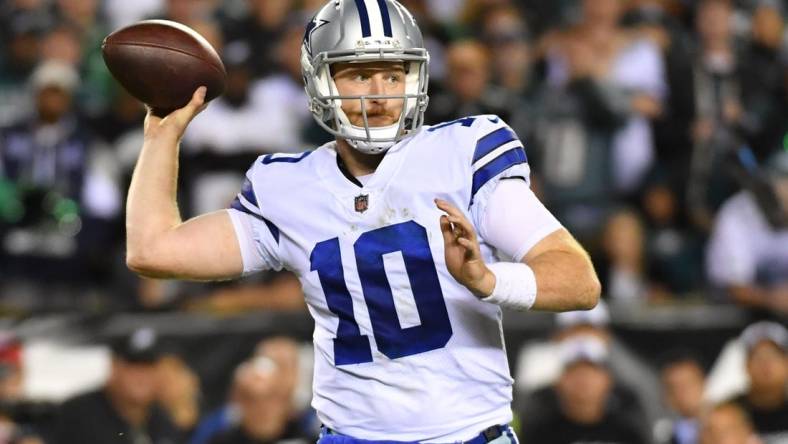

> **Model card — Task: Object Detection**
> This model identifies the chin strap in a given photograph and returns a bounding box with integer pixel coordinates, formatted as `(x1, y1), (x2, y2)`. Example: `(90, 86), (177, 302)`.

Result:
(347, 140), (391, 154)
(336, 106), (400, 154)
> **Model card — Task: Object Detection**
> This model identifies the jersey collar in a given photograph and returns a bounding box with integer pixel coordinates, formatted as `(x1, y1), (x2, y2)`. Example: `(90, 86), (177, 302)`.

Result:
(317, 138), (410, 213)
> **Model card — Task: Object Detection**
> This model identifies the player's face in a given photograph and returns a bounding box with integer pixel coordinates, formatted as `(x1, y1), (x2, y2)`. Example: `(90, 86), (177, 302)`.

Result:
(332, 61), (406, 127)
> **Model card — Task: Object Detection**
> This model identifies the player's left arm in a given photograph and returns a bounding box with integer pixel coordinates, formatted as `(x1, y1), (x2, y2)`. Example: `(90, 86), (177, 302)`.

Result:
(437, 190), (600, 312)
(438, 115), (599, 311)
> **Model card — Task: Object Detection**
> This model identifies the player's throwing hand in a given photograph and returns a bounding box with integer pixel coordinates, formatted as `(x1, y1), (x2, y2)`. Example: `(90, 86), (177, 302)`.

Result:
(143, 86), (208, 142)
(436, 198), (496, 299)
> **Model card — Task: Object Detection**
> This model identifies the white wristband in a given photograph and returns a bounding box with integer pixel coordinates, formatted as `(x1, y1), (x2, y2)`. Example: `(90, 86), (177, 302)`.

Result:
(481, 262), (538, 311)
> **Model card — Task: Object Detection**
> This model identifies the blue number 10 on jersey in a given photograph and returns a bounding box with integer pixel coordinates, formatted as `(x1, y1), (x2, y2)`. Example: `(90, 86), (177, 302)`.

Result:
(310, 221), (454, 365)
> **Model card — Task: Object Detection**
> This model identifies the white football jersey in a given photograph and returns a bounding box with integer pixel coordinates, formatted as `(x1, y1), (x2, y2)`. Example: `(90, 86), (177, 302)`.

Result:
(228, 115), (533, 442)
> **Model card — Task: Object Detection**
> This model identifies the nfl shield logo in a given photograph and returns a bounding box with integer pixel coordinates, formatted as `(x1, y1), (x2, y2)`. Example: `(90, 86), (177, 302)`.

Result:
(354, 194), (369, 213)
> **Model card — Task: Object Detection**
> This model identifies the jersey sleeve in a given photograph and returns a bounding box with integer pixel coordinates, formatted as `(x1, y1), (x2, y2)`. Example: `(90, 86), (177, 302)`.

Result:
(478, 179), (563, 262)
(226, 160), (283, 274)
(467, 115), (533, 230)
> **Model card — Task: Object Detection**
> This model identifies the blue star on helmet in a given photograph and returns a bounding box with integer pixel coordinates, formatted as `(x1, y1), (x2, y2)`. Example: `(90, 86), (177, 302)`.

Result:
(303, 18), (330, 56)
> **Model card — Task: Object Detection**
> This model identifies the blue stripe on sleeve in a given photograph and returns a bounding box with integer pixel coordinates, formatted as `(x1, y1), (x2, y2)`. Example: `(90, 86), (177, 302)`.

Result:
(354, 0), (372, 37)
(377, 0), (393, 37)
(230, 198), (280, 244)
(472, 127), (519, 164)
(261, 151), (312, 164)
(471, 147), (527, 200)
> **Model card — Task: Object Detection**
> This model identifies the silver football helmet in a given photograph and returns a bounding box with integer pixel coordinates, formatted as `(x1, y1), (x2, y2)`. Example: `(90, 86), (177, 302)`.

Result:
(301, 0), (430, 154)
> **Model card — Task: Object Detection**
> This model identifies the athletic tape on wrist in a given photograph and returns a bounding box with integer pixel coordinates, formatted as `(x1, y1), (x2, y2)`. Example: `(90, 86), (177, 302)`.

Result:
(481, 262), (537, 311)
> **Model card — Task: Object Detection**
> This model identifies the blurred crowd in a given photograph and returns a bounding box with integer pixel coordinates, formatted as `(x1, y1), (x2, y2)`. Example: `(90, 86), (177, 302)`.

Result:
(0, 311), (781, 443)
(2, 0), (788, 316)
(513, 303), (788, 444)
(0, 0), (787, 443)
(0, 328), (321, 444)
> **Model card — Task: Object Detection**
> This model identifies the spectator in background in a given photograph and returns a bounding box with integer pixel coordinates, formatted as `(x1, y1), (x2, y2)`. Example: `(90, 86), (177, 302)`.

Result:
(53, 327), (180, 444)
(656, 350), (707, 444)
(252, 337), (315, 435)
(699, 402), (761, 444)
(706, 150), (788, 316)
(599, 209), (649, 301)
(55, 0), (102, 35)
(623, 0), (697, 214)
(548, 0), (666, 195)
(54, 0), (114, 116)
(481, 5), (534, 96)
(686, 0), (746, 230)
(514, 0), (572, 36)
(730, 321), (788, 442)
(220, 0), (294, 78)
(738, 1), (786, 161)
(479, 5), (538, 141)
(515, 301), (658, 439)
(520, 337), (647, 444)
(532, 0), (663, 248)
(39, 25), (82, 67)
(426, 40), (517, 125)
(0, 3), (53, 126)
(193, 336), (316, 444)
(0, 61), (121, 292)
(530, 29), (627, 241)
(208, 357), (295, 444)
(600, 182), (701, 301)
(638, 170), (705, 299)
(157, 354), (201, 439)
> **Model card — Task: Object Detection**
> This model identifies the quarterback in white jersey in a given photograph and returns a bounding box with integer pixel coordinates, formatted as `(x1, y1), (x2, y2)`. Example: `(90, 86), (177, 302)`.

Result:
(229, 115), (555, 441)
(125, 1), (600, 443)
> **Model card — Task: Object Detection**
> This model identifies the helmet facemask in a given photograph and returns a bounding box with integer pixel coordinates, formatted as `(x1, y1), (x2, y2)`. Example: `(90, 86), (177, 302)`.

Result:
(303, 48), (430, 154)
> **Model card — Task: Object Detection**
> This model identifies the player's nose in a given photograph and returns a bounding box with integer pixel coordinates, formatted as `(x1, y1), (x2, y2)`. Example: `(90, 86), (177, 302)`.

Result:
(368, 75), (388, 101)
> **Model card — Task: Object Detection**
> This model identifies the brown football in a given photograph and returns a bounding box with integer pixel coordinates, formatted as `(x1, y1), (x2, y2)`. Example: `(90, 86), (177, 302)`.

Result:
(102, 20), (226, 117)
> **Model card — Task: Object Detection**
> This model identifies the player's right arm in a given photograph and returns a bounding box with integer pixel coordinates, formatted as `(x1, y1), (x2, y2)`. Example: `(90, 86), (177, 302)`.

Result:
(126, 87), (244, 280)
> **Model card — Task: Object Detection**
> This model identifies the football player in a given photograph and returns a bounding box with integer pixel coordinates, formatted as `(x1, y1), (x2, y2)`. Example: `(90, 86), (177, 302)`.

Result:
(126, 1), (601, 442)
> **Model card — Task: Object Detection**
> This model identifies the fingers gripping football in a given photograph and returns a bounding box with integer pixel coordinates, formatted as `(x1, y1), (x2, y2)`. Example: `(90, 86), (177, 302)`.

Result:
(144, 86), (208, 141)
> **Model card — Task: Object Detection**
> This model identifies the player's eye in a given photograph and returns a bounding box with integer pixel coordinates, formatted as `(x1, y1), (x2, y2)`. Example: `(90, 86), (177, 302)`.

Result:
(353, 73), (371, 82)
(386, 73), (403, 83)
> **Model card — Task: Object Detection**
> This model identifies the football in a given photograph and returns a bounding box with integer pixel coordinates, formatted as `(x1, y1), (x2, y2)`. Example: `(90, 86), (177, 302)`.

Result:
(102, 20), (226, 117)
